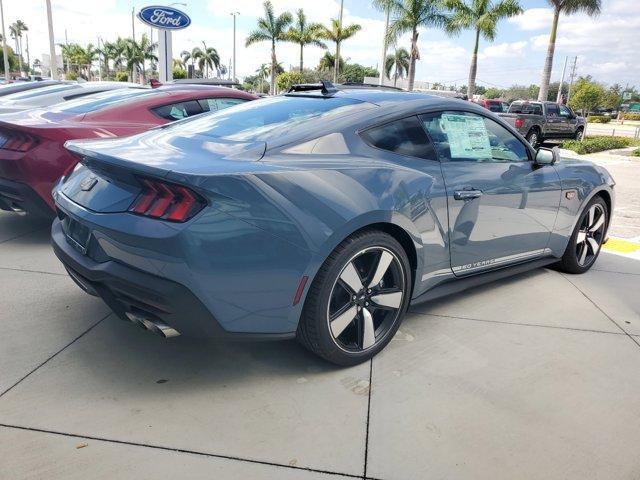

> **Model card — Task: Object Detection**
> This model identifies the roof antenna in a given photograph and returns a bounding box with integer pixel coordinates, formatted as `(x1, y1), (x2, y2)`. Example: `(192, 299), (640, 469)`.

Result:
(320, 80), (338, 95)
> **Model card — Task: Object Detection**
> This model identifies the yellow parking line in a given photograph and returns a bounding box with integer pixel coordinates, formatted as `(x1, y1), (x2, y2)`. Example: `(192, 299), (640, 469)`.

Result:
(603, 237), (640, 254)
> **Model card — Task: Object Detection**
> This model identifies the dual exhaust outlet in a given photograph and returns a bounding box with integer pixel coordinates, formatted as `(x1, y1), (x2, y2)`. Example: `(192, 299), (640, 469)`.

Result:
(125, 311), (180, 338)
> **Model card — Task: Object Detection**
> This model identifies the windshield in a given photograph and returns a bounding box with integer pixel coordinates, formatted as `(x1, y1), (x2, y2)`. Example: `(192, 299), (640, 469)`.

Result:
(53, 88), (153, 114)
(0, 84), (79, 102)
(163, 95), (370, 142)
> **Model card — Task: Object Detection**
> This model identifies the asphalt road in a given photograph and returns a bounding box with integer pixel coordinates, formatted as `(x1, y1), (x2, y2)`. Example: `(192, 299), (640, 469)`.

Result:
(1, 154), (639, 479)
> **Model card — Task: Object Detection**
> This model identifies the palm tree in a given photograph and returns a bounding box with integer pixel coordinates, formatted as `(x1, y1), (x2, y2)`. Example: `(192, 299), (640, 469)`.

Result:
(285, 9), (326, 72)
(318, 18), (361, 82)
(245, 1), (293, 95)
(537, 0), (601, 101)
(386, 0), (450, 91)
(138, 34), (157, 81)
(197, 42), (220, 78)
(318, 51), (345, 72)
(256, 63), (270, 93)
(385, 47), (409, 86)
(373, 0), (395, 85)
(9, 20), (28, 74)
(446, 0), (522, 100)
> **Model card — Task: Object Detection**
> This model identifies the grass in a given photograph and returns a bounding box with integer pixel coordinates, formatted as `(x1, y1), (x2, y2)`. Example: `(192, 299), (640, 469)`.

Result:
(560, 136), (640, 155)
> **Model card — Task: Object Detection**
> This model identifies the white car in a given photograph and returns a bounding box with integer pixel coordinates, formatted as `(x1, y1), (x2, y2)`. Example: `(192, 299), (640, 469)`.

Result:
(0, 81), (147, 114)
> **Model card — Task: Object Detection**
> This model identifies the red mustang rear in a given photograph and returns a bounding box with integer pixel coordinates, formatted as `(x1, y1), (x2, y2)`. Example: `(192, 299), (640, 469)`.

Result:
(0, 85), (256, 216)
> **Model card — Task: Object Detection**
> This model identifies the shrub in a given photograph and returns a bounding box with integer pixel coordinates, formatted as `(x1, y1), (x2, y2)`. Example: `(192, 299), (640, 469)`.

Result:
(632, 148), (640, 157)
(115, 71), (129, 82)
(587, 115), (611, 123)
(65, 72), (78, 81)
(172, 68), (186, 79)
(560, 136), (635, 154)
(275, 71), (319, 93)
(622, 112), (640, 121)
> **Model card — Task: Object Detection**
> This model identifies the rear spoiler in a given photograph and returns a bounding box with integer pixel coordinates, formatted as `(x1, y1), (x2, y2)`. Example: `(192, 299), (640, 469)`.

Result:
(149, 79), (162, 88)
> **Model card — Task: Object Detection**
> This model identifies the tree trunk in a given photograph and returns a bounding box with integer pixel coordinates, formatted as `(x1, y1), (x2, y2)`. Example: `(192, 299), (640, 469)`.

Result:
(467, 29), (480, 100)
(378, 6), (390, 85)
(17, 37), (23, 74)
(407, 28), (418, 91)
(538, 7), (560, 101)
(270, 42), (276, 95)
(299, 43), (304, 72)
(334, 40), (340, 83)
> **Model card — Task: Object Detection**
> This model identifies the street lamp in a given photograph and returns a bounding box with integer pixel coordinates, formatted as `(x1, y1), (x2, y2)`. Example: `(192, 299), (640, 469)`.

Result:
(230, 12), (239, 83)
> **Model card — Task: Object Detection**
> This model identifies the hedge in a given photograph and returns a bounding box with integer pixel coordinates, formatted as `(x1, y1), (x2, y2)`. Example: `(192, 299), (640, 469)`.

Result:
(633, 148), (640, 157)
(586, 115), (611, 123)
(623, 113), (640, 121)
(560, 136), (636, 154)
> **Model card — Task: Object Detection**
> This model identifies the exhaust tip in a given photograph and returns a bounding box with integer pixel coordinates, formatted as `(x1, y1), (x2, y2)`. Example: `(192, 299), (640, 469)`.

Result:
(125, 312), (180, 338)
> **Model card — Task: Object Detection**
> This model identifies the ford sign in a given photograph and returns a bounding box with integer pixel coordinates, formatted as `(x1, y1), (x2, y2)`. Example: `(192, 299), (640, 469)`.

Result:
(138, 5), (191, 30)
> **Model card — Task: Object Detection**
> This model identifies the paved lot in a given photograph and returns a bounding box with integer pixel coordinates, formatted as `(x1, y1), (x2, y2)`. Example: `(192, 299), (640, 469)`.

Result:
(1, 155), (640, 479)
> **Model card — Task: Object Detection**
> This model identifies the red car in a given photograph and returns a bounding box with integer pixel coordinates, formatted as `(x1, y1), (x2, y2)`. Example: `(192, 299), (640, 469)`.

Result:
(475, 98), (510, 113)
(0, 85), (257, 216)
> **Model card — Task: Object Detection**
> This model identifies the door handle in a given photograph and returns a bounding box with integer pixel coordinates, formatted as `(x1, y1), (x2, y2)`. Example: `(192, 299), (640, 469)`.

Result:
(454, 189), (483, 200)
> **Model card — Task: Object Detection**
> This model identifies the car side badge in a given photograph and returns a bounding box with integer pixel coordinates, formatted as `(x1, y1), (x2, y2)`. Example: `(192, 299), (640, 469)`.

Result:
(565, 190), (576, 200)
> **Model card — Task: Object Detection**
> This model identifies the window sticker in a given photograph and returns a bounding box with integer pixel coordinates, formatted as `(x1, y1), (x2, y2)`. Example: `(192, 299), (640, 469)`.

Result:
(439, 114), (492, 159)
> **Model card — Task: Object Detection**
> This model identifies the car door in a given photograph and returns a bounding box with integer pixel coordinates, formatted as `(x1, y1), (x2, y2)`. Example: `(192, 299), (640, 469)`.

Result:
(420, 110), (562, 276)
(558, 105), (577, 137)
(544, 103), (563, 137)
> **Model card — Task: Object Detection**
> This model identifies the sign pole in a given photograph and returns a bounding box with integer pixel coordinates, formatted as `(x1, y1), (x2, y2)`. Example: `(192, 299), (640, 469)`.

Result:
(158, 29), (173, 82)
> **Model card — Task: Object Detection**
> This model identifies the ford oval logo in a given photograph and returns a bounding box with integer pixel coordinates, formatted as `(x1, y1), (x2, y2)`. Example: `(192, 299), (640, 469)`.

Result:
(138, 5), (191, 30)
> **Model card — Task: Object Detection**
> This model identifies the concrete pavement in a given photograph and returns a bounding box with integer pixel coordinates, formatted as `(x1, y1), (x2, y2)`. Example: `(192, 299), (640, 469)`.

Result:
(1, 161), (639, 478)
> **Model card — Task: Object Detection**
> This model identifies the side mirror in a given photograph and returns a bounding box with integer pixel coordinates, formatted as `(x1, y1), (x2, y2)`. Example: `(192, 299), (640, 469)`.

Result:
(534, 147), (559, 166)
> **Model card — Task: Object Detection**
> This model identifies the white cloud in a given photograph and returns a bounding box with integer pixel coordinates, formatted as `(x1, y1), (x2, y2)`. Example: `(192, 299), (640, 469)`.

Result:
(508, 8), (554, 31)
(480, 41), (528, 59)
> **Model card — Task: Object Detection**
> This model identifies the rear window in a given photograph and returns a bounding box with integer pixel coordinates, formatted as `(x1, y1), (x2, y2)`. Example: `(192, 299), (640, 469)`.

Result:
(508, 103), (542, 115)
(1, 84), (80, 101)
(53, 88), (153, 114)
(163, 95), (370, 142)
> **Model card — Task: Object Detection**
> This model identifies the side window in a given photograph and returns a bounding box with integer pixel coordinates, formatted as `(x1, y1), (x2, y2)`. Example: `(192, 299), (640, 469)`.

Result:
(198, 97), (247, 113)
(559, 105), (572, 118)
(152, 100), (203, 121)
(360, 116), (437, 160)
(420, 111), (529, 163)
(546, 104), (559, 117)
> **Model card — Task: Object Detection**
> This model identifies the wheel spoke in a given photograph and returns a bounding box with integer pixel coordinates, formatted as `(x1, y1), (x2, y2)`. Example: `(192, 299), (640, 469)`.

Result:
(589, 213), (605, 233)
(579, 243), (588, 264)
(340, 262), (364, 294)
(368, 251), (394, 288)
(371, 291), (402, 309)
(361, 308), (375, 349)
(587, 206), (596, 229)
(576, 231), (587, 244)
(330, 305), (358, 338)
(587, 237), (600, 255)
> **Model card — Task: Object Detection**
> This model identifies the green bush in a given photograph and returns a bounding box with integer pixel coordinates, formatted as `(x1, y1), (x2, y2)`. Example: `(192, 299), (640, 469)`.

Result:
(632, 148), (640, 157)
(623, 112), (640, 121)
(172, 68), (186, 79)
(275, 71), (318, 93)
(115, 71), (129, 82)
(560, 136), (636, 154)
(587, 115), (611, 123)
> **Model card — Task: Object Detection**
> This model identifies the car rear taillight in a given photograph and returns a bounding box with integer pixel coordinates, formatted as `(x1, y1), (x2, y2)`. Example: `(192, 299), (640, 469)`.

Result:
(128, 178), (205, 222)
(0, 129), (39, 152)
(515, 118), (524, 129)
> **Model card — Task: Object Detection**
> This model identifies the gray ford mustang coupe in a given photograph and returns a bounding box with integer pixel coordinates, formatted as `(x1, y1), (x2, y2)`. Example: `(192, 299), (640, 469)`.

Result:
(51, 83), (615, 365)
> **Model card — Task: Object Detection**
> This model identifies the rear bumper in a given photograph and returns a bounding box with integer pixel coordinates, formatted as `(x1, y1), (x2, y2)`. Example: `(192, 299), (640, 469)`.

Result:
(51, 218), (295, 341)
(0, 177), (54, 218)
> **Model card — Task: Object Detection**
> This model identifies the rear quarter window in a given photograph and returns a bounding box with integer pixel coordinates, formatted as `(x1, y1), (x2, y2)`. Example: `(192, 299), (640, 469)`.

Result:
(360, 116), (437, 160)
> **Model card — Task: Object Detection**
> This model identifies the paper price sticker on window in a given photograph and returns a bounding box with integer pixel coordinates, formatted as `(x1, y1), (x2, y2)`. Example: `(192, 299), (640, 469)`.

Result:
(439, 114), (492, 159)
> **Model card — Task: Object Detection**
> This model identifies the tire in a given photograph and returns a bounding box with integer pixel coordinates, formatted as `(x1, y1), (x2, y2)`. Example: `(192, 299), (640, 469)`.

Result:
(574, 127), (584, 140)
(557, 196), (608, 274)
(526, 128), (541, 148)
(297, 230), (412, 366)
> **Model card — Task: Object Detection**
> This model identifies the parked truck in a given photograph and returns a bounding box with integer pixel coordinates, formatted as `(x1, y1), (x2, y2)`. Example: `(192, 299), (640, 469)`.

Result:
(498, 101), (585, 147)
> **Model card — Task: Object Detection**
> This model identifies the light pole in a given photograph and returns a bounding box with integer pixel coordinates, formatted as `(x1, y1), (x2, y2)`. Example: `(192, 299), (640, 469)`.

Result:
(45, 0), (58, 79)
(0, 0), (9, 80)
(230, 12), (239, 83)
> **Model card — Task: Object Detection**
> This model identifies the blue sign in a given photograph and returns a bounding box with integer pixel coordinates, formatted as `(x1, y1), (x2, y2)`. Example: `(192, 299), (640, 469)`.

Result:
(138, 5), (191, 30)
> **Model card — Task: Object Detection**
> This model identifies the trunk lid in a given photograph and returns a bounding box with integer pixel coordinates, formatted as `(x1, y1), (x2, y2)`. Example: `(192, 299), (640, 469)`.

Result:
(61, 129), (267, 213)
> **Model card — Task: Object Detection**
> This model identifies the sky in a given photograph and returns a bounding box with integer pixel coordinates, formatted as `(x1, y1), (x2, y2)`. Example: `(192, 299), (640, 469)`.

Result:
(3, 0), (639, 89)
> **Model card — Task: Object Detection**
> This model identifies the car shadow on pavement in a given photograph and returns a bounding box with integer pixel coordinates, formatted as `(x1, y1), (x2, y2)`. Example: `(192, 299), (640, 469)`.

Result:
(0, 213), (52, 244)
